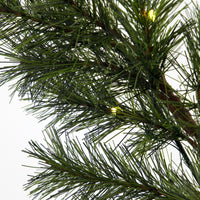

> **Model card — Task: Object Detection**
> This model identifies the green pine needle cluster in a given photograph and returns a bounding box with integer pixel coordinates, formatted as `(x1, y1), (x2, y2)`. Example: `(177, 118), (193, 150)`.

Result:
(0, 0), (199, 199)
(23, 128), (200, 200)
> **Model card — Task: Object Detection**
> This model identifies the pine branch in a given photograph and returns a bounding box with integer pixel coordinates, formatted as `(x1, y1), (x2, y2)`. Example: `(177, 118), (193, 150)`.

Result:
(0, 1), (200, 199)
(0, 1), (195, 142)
(0, 2), (72, 32)
(0, 0), (195, 148)
(23, 128), (200, 200)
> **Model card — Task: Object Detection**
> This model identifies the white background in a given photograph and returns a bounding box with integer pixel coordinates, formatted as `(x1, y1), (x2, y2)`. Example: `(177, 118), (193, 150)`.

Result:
(0, 78), (46, 199)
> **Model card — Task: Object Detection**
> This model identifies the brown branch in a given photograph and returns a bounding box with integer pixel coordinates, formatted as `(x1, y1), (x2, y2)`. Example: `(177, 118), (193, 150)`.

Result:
(197, 84), (200, 110)
(0, 7), (21, 16)
(158, 75), (198, 148)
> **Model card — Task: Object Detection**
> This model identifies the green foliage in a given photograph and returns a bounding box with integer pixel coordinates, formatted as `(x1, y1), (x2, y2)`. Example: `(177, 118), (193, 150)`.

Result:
(23, 128), (200, 200)
(0, 0), (199, 199)
(0, 0), (187, 143)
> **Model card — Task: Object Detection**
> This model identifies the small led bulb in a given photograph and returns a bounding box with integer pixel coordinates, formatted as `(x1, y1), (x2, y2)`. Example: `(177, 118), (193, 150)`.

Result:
(148, 9), (156, 22)
(111, 106), (122, 115)
(111, 107), (117, 115)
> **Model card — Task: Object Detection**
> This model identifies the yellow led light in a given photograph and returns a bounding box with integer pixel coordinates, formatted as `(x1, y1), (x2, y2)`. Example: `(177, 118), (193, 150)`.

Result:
(111, 107), (117, 115)
(111, 106), (121, 115)
(148, 9), (156, 22)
